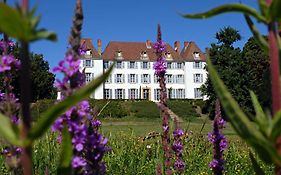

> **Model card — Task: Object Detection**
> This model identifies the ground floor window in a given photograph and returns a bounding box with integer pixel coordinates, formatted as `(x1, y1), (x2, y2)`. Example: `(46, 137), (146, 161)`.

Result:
(154, 89), (160, 101)
(194, 88), (203, 98)
(104, 89), (112, 99)
(115, 89), (125, 99)
(128, 89), (138, 99)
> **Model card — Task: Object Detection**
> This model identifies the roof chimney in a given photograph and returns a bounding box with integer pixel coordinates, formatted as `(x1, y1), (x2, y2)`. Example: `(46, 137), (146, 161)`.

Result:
(174, 41), (180, 53)
(146, 40), (151, 49)
(97, 39), (102, 56)
(184, 41), (189, 48)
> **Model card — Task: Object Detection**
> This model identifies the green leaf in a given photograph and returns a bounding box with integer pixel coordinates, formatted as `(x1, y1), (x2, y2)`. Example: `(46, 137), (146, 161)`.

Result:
(270, 0), (281, 20)
(271, 110), (281, 141)
(0, 3), (29, 41)
(244, 15), (269, 52)
(258, 0), (270, 18)
(250, 91), (271, 137)
(207, 56), (281, 165)
(28, 64), (114, 140)
(249, 152), (266, 175)
(0, 113), (22, 146)
(181, 4), (267, 23)
(57, 125), (72, 175)
(33, 29), (57, 41)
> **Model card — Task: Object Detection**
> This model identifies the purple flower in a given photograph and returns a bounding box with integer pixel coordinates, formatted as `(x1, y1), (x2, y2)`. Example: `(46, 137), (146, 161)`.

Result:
(0, 55), (21, 72)
(173, 128), (184, 138)
(174, 159), (185, 172)
(72, 156), (87, 168)
(208, 100), (228, 174)
(153, 57), (167, 76)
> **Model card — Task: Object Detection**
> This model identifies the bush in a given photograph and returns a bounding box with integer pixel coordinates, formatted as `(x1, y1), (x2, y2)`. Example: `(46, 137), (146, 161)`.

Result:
(89, 99), (129, 118)
(31, 99), (56, 121)
(129, 100), (160, 118)
(167, 100), (200, 120)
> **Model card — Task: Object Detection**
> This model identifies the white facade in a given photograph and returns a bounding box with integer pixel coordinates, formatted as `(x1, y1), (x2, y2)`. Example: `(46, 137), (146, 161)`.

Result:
(80, 57), (207, 101)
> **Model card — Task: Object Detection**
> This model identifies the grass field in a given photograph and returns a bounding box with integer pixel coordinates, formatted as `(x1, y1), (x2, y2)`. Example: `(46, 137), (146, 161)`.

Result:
(0, 111), (274, 174)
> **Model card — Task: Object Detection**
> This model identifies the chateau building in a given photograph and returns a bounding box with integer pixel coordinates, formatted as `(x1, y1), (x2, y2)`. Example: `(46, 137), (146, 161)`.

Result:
(79, 38), (207, 101)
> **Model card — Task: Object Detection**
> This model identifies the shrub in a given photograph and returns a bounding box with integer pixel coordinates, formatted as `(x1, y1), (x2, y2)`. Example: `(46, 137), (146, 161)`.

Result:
(129, 100), (160, 118)
(89, 99), (129, 118)
(31, 99), (56, 121)
(167, 100), (200, 120)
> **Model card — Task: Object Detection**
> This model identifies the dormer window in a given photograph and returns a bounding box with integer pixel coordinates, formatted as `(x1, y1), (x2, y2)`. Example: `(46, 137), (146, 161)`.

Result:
(86, 50), (92, 56)
(140, 51), (149, 60)
(115, 50), (123, 60)
(193, 52), (200, 60)
(165, 52), (173, 60)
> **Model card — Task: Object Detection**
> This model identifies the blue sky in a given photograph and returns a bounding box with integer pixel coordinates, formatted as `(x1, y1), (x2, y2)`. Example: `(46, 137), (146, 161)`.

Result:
(9, 0), (267, 73)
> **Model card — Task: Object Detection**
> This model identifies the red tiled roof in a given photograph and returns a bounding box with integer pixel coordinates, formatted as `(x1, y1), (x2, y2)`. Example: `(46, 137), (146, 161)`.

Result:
(101, 41), (182, 61)
(80, 38), (100, 58)
(180, 41), (206, 61)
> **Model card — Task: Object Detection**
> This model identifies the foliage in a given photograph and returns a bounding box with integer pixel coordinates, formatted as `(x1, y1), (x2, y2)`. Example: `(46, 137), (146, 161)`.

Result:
(167, 100), (200, 120)
(182, 0), (281, 173)
(0, 44), (56, 102)
(0, 130), (274, 174)
(89, 100), (129, 118)
(129, 100), (160, 118)
(201, 27), (270, 119)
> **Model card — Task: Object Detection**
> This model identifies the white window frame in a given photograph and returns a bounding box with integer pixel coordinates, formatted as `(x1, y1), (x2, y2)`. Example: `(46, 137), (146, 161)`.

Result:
(105, 74), (112, 84)
(141, 74), (151, 84)
(115, 74), (124, 83)
(193, 74), (203, 83)
(128, 61), (137, 69)
(115, 89), (125, 99)
(167, 74), (173, 84)
(154, 89), (160, 101)
(128, 89), (138, 99)
(128, 74), (138, 84)
(193, 61), (202, 69)
(104, 89), (112, 99)
(194, 88), (203, 99)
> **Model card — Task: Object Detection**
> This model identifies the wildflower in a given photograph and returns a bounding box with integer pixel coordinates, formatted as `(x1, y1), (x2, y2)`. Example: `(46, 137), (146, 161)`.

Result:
(0, 55), (21, 73)
(208, 100), (228, 175)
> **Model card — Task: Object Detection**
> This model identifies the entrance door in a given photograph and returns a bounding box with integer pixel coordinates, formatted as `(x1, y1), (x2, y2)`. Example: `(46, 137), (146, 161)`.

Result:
(143, 89), (150, 100)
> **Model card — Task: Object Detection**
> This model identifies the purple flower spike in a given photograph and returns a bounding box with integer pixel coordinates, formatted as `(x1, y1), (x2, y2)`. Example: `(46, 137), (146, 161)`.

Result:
(208, 100), (228, 175)
(72, 156), (87, 168)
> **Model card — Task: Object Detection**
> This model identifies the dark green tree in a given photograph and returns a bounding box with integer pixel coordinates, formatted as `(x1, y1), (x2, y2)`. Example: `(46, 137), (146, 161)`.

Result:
(0, 42), (56, 102)
(202, 27), (271, 119)
(202, 27), (244, 119)
(241, 37), (271, 112)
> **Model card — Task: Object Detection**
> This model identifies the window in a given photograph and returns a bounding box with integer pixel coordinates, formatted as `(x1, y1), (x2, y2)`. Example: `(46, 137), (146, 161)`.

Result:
(167, 62), (172, 69)
(86, 50), (92, 56)
(176, 75), (184, 84)
(194, 74), (203, 83)
(140, 51), (149, 60)
(167, 74), (173, 84)
(154, 75), (159, 83)
(194, 88), (203, 98)
(85, 73), (94, 83)
(104, 61), (109, 69)
(83, 59), (93, 68)
(104, 89), (112, 99)
(141, 74), (151, 83)
(177, 89), (185, 99)
(193, 52), (200, 60)
(128, 74), (138, 83)
(115, 74), (124, 83)
(168, 88), (176, 99)
(141, 62), (150, 69)
(128, 89), (138, 99)
(193, 62), (202, 69)
(116, 61), (124, 69)
(105, 74), (112, 83)
(176, 62), (184, 69)
(128, 61), (137, 69)
(115, 89), (125, 99)
(154, 89), (160, 101)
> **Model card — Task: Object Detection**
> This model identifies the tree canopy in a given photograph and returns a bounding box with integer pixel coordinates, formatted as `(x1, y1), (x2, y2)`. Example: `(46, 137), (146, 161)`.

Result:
(202, 27), (270, 119)
(0, 42), (56, 102)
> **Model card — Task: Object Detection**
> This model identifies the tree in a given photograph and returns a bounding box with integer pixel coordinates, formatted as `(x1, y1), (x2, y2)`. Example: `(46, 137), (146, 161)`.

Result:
(202, 27), (271, 119)
(0, 43), (56, 102)
(202, 27), (244, 119)
(241, 37), (271, 112)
